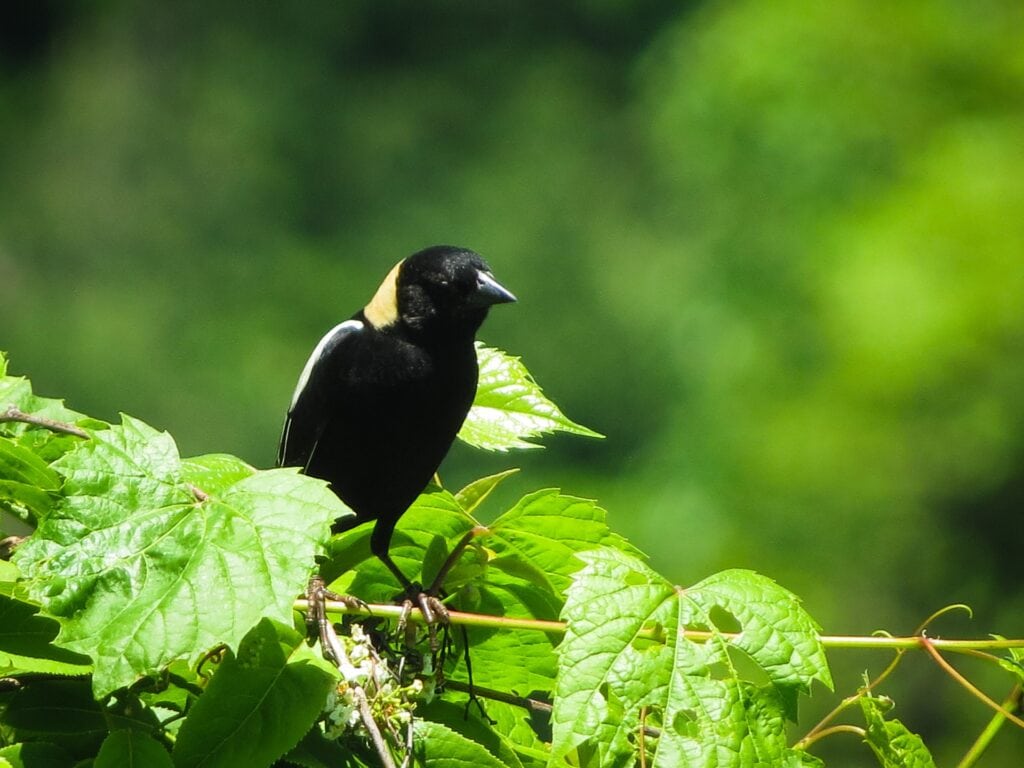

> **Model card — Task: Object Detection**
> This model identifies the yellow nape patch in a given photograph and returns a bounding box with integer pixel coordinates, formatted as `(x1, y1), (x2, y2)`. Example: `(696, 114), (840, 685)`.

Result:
(363, 260), (403, 328)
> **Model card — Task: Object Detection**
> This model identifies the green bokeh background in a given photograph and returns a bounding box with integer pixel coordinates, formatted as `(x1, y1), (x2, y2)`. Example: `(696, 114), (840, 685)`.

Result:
(2, 2), (1023, 762)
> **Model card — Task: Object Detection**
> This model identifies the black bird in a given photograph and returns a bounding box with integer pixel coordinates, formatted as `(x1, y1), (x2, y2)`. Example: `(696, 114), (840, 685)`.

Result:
(278, 245), (515, 596)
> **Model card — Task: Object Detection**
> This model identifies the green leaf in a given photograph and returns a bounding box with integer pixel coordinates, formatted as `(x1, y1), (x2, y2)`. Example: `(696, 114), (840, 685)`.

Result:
(0, 595), (93, 677)
(0, 559), (20, 585)
(450, 576), (561, 695)
(440, 490), (633, 703)
(487, 489), (639, 596)
(282, 729), (366, 768)
(13, 415), (343, 697)
(454, 468), (520, 516)
(95, 730), (173, 768)
(0, 438), (60, 520)
(459, 344), (602, 451)
(180, 454), (257, 496)
(0, 371), (34, 430)
(0, 438), (60, 490)
(324, 489), (477, 597)
(0, 356), (96, 440)
(995, 637), (1024, 683)
(4, 678), (106, 738)
(0, 742), (75, 768)
(418, 699), (525, 768)
(550, 549), (831, 767)
(172, 618), (339, 768)
(860, 695), (937, 768)
(413, 720), (508, 768)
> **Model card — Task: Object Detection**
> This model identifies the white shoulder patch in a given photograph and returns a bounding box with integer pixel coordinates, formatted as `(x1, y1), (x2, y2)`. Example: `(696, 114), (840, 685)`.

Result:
(290, 319), (363, 409)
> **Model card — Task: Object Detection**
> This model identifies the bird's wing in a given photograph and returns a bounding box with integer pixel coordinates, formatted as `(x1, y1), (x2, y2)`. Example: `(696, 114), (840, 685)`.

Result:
(277, 319), (364, 469)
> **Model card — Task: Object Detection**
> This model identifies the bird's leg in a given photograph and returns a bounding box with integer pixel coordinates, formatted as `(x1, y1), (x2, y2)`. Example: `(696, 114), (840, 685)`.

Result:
(306, 575), (343, 664)
(378, 550), (449, 655)
(305, 575), (368, 664)
(425, 525), (490, 595)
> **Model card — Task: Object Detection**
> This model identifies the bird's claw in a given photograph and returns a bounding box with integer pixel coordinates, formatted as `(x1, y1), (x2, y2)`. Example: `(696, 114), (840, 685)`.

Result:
(395, 590), (449, 653)
(305, 576), (370, 665)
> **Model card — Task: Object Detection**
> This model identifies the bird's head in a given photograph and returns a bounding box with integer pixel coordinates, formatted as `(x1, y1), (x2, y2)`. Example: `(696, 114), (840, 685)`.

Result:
(364, 245), (516, 338)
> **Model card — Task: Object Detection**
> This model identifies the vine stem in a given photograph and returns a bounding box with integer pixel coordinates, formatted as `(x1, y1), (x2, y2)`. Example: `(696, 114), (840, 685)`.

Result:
(299, 598), (1024, 654)
(798, 724), (866, 748)
(957, 684), (1023, 768)
(919, 637), (1024, 730)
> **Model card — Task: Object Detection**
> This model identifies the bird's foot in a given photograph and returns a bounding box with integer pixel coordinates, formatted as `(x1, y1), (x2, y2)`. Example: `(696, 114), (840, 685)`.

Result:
(305, 576), (369, 664)
(395, 587), (449, 654)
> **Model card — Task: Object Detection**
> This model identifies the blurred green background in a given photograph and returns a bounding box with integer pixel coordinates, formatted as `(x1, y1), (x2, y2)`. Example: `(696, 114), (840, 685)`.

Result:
(2, 1), (1023, 762)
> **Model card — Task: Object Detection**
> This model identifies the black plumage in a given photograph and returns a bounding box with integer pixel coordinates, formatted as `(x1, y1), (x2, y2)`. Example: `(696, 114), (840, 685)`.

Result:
(278, 245), (515, 591)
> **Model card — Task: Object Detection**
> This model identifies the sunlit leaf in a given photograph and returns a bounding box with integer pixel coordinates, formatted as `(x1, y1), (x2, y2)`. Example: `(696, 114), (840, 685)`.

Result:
(13, 415), (342, 696)
(172, 619), (339, 768)
(413, 720), (508, 768)
(550, 549), (831, 767)
(95, 730), (173, 768)
(460, 344), (603, 451)
(860, 695), (937, 768)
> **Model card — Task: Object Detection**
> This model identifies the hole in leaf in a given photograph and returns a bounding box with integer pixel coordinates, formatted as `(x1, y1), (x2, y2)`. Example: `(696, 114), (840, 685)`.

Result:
(643, 705), (664, 729)
(672, 709), (700, 738)
(632, 620), (667, 651)
(707, 661), (730, 680)
(708, 606), (742, 634)
(725, 644), (771, 687)
(598, 683), (625, 720)
(682, 621), (712, 644)
(624, 570), (648, 587)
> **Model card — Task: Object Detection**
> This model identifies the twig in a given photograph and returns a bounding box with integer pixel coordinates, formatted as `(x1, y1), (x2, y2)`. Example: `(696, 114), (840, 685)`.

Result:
(1, 406), (88, 438)
(443, 679), (662, 739)
(354, 685), (397, 768)
(444, 679), (552, 717)
(427, 525), (488, 593)
(638, 706), (648, 768)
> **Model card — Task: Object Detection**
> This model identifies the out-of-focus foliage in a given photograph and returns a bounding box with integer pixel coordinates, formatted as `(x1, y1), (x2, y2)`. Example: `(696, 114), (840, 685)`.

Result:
(2, 1), (1023, 761)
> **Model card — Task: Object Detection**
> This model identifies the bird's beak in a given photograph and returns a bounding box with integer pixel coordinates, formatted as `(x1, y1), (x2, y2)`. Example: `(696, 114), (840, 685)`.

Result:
(471, 270), (517, 307)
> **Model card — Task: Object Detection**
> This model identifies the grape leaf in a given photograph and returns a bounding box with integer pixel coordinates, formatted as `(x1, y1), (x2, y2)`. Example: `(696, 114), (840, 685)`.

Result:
(0, 595), (93, 677)
(446, 491), (631, 701)
(0, 742), (75, 768)
(0, 437), (59, 520)
(413, 720), (508, 768)
(454, 468), (520, 516)
(95, 730), (173, 768)
(459, 344), (603, 451)
(4, 678), (107, 739)
(13, 415), (343, 697)
(0, 353), (98, 438)
(860, 696), (937, 768)
(180, 453), (257, 495)
(417, 699), (526, 768)
(324, 488), (477, 597)
(172, 618), (339, 768)
(487, 489), (639, 596)
(550, 549), (832, 767)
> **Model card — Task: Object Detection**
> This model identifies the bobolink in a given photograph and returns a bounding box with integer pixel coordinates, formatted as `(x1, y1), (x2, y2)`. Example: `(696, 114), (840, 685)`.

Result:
(278, 245), (515, 593)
